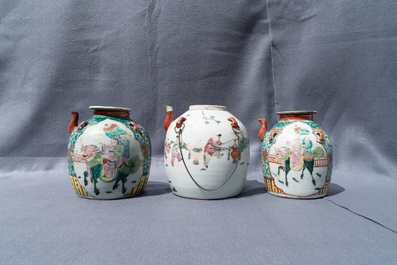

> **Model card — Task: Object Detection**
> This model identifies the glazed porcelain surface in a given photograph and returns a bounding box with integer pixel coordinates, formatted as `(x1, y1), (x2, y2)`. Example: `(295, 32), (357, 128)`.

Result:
(164, 105), (250, 199)
(67, 106), (151, 199)
(259, 111), (332, 199)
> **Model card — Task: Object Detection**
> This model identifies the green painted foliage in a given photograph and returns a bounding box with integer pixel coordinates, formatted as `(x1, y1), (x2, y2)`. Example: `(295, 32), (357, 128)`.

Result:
(86, 152), (102, 167)
(304, 146), (325, 159)
(119, 154), (140, 174)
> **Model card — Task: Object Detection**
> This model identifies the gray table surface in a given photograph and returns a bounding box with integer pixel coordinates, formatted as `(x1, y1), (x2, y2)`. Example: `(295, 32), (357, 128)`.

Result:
(1, 158), (396, 264)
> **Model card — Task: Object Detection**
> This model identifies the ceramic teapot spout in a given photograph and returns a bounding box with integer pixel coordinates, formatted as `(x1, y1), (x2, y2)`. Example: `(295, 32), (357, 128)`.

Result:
(258, 119), (267, 141)
(164, 105), (174, 131)
(68, 111), (79, 134)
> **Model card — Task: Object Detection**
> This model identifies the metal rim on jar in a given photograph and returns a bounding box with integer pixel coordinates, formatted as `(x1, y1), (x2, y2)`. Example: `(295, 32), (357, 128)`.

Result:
(89, 106), (131, 112)
(277, 110), (317, 115)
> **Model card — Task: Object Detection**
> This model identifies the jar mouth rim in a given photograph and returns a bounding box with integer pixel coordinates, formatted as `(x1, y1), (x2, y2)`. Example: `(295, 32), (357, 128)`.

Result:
(89, 106), (131, 112)
(277, 111), (317, 115)
(189, 105), (226, 110)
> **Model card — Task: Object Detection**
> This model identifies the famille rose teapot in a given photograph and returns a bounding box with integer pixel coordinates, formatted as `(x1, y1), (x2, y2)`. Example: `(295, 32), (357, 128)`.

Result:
(67, 106), (151, 199)
(163, 105), (250, 199)
(258, 111), (333, 199)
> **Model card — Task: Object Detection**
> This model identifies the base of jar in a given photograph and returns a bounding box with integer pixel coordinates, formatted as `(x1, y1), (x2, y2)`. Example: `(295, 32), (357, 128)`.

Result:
(267, 191), (328, 199)
(75, 191), (144, 200)
(171, 191), (242, 200)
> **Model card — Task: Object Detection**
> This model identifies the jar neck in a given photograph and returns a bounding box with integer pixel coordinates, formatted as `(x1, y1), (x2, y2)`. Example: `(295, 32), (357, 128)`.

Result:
(278, 111), (316, 121)
(93, 111), (130, 118)
(279, 114), (314, 121)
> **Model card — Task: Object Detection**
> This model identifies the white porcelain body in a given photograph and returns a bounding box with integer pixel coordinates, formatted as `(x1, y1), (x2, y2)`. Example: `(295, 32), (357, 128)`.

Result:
(164, 105), (250, 199)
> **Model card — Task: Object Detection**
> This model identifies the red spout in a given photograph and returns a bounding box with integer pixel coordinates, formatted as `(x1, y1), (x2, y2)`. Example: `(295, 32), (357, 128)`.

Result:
(164, 105), (174, 131)
(258, 119), (267, 141)
(69, 111), (79, 134)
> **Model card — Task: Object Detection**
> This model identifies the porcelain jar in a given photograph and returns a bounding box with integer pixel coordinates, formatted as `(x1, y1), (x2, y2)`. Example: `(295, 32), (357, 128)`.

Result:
(67, 106), (151, 199)
(258, 111), (332, 199)
(163, 105), (250, 199)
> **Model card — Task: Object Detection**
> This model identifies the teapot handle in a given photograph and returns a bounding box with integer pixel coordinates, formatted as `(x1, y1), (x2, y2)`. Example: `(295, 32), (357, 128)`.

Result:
(129, 121), (139, 132)
(77, 121), (88, 131)
(227, 117), (239, 129)
(269, 130), (278, 142)
(315, 130), (325, 141)
(176, 117), (186, 128)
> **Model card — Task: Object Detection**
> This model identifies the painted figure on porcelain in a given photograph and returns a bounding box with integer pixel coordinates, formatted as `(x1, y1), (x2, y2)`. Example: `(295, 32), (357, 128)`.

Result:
(259, 111), (332, 199)
(68, 106), (151, 199)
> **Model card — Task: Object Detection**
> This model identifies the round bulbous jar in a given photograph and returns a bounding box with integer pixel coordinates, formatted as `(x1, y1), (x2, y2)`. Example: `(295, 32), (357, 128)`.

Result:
(67, 106), (151, 199)
(258, 111), (332, 199)
(163, 105), (250, 199)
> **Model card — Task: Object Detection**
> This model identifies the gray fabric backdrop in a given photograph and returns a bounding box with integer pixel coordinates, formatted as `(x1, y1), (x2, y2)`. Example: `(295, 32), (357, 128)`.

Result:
(1, 0), (396, 264)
